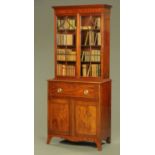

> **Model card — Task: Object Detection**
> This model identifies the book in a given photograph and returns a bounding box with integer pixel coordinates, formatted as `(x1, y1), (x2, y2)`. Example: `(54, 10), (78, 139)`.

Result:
(97, 32), (101, 45)
(96, 17), (100, 29)
(67, 34), (73, 45)
(66, 50), (76, 61)
(67, 19), (76, 30)
(81, 63), (101, 77)
(81, 50), (100, 62)
(64, 19), (70, 29)
(57, 34), (73, 46)
(93, 18), (97, 29)
(84, 32), (89, 45)
(82, 64), (87, 77)
(89, 31), (92, 46)
(94, 32), (98, 45)
(62, 65), (66, 76)
(84, 31), (97, 46)
(81, 26), (92, 30)
(57, 49), (76, 62)
(92, 64), (100, 77)
(57, 18), (76, 30)
(87, 64), (91, 76)
(57, 64), (75, 76)
(81, 51), (85, 62)
(91, 64), (96, 77)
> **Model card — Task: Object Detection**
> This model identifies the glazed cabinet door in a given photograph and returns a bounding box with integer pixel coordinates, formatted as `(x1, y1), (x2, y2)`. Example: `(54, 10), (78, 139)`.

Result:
(74, 100), (97, 136)
(48, 98), (70, 135)
(80, 14), (102, 78)
(55, 15), (77, 78)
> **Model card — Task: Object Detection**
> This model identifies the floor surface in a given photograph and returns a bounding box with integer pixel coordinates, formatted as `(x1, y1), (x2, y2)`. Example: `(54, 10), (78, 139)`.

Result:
(34, 135), (120, 155)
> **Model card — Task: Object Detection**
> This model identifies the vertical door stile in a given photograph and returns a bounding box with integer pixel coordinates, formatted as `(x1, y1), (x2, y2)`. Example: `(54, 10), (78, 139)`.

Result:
(76, 13), (81, 78)
(54, 13), (57, 78)
(70, 99), (75, 136)
(100, 13), (104, 78)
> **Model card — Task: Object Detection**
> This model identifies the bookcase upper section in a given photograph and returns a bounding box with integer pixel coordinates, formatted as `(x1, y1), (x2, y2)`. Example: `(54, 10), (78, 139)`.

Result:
(52, 4), (111, 80)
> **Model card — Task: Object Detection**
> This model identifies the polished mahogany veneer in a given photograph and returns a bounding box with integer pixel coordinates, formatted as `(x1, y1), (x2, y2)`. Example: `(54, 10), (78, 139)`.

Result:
(47, 4), (112, 151)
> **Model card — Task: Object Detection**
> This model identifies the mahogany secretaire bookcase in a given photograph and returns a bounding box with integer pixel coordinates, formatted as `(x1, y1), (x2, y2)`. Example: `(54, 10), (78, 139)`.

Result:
(47, 4), (112, 151)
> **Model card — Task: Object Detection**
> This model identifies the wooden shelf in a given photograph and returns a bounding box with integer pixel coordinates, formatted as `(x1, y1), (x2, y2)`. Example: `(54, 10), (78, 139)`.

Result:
(81, 29), (100, 32)
(81, 45), (101, 48)
(57, 60), (76, 63)
(81, 61), (100, 64)
(57, 29), (76, 34)
(57, 45), (76, 48)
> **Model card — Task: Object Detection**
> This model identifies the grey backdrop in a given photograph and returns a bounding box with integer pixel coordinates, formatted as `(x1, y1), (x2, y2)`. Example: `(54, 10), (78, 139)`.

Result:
(34, 0), (120, 154)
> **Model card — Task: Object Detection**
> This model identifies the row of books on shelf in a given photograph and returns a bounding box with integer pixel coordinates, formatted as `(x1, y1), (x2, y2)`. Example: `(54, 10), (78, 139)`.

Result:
(57, 34), (74, 46)
(57, 49), (76, 61)
(57, 33), (100, 46)
(57, 64), (75, 76)
(57, 18), (76, 30)
(81, 17), (100, 30)
(82, 64), (101, 77)
(81, 50), (100, 62)
(84, 31), (101, 46)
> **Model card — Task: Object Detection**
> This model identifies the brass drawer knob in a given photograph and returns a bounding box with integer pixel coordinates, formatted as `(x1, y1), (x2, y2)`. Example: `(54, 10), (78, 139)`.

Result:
(57, 88), (63, 93)
(83, 89), (89, 95)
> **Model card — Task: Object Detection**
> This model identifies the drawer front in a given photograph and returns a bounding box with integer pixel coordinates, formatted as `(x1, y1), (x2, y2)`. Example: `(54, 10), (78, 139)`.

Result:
(48, 81), (99, 99)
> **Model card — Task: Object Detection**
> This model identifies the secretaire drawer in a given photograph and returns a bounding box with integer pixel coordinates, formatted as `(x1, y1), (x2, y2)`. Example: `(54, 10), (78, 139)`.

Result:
(48, 81), (99, 99)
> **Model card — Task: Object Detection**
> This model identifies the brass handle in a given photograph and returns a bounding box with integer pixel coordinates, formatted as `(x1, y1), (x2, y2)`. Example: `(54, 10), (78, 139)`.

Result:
(57, 88), (63, 93)
(83, 89), (89, 95)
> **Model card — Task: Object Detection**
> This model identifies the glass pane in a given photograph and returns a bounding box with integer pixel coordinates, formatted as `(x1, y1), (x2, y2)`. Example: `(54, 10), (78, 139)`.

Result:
(80, 15), (101, 77)
(56, 16), (76, 77)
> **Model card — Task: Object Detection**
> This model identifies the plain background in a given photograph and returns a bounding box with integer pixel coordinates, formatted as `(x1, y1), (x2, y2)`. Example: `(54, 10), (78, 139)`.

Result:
(1, 0), (155, 155)
(34, 0), (119, 154)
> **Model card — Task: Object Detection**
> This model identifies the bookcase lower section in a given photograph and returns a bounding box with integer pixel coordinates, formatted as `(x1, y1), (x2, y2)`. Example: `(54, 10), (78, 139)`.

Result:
(47, 79), (111, 151)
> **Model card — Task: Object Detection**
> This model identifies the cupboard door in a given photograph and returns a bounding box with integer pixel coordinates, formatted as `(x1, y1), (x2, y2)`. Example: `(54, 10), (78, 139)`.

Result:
(75, 101), (97, 136)
(48, 98), (70, 135)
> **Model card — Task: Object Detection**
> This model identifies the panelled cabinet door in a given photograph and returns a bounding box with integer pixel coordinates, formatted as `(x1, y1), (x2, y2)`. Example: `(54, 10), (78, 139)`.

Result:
(48, 98), (70, 135)
(74, 101), (97, 136)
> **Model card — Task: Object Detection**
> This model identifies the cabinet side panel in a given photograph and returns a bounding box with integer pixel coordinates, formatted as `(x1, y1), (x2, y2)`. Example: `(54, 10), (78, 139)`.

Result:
(100, 80), (111, 139)
(103, 14), (110, 78)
